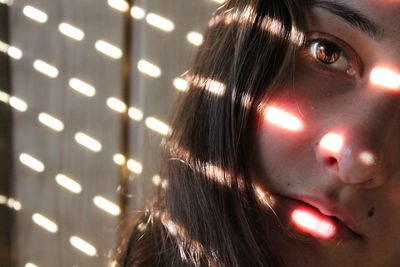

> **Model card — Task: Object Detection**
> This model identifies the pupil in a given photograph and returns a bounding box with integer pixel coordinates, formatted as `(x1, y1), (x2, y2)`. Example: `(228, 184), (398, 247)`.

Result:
(316, 41), (340, 64)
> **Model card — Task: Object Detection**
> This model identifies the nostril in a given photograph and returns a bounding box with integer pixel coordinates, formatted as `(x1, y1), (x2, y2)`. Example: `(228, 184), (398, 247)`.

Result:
(325, 157), (339, 171)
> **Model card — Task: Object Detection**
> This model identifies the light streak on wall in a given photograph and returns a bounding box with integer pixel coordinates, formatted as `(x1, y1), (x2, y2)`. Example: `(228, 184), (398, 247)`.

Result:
(107, 0), (129, 12)
(7, 46), (23, 59)
(128, 107), (143, 121)
(38, 112), (64, 132)
(25, 263), (38, 267)
(173, 77), (189, 92)
(106, 97), (127, 113)
(33, 60), (59, 78)
(210, 0), (226, 3)
(22, 5), (48, 23)
(19, 153), (45, 172)
(55, 174), (82, 194)
(0, 0), (13, 6)
(152, 174), (161, 185)
(32, 213), (58, 233)
(370, 67), (400, 91)
(145, 117), (172, 136)
(95, 40), (122, 59)
(137, 59), (161, 78)
(0, 40), (7, 52)
(93, 196), (120, 216)
(145, 13), (175, 32)
(7, 198), (21, 210)
(0, 90), (9, 103)
(74, 132), (102, 152)
(0, 195), (6, 204)
(186, 31), (203, 46)
(319, 132), (344, 154)
(9, 96), (27, 112)
(131, 6), (145, 19)
(69, 236), (97, 256)
(58, 23), (85, 41)
(264, 106), (304, 132)
(113, 153), (126, 165)
(68, 78), (96, 97)
(127, 158), (142, 174)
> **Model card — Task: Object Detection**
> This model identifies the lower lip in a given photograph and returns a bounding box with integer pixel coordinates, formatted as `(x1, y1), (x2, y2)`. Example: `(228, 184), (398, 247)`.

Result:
(276, 196), (359, 241)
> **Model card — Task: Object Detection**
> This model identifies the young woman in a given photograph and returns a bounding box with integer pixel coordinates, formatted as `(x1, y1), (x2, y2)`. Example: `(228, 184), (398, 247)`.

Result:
(118, 0), (400, 266)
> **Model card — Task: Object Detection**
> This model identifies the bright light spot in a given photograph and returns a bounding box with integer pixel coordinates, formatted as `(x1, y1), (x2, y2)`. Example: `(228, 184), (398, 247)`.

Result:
(131, 6), (145, 19)
(95, 40), (122, 59)
(359, 151), (376, 166)
(370, 67), (400, 91)
(145, 13), (175, 32)
(93, 196), (120, 216)
(291, 208), (336, 240)
(0, 90), (9, 103)
(145, 117), (172, 136)
(152, 174), (161, 185)
(74, 132), (102, 152)
(137, 59), (161, 78)
(58, 23), (85, 41)
(68, 78), (96, 97)
(33, 60), (59, 78)
(70, 236), (97, 256)
(319, 132), (344, 154)
(107, 0), (129, 12)
(210, 0), (226, 3)
(107, 97), (127, 113)
(19, 153), (44, 172)
(191, 76), (226, 96)
(186, 31), (203, 46)
(25, 263), (38, 267)
(113, 153), (126, 165)
(254, 185), (276, 208)
(32, 213), (58, 233)
(0, 40), (8, 53)
(7, 46), (23, 59)
(128, 107), (143, 121)
(173, 77), (189, 92)
(55, 174), (82, 194)
(264, 106), (303, 132)
(161, 179), (168, 188)
(9, 96), (28, 112)
(127, 158), (142, 174)
(7, 198), (21, 210)
(0, 195), (6, 204)
(22, 5), (48, 23)
(0, 0), (13, 6)
(38, 112), (64, 132)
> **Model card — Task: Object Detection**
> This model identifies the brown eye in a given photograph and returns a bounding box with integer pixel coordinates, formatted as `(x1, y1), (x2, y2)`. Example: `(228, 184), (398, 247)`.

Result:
(312, 40), (341, 64)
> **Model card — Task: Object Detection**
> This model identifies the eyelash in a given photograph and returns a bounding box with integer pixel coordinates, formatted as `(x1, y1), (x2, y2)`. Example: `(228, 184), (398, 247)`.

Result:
(300, 33), (362, 79)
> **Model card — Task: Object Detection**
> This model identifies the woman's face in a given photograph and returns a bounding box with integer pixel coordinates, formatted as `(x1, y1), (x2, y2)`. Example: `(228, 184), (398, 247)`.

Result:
(254, 0), (400, 265)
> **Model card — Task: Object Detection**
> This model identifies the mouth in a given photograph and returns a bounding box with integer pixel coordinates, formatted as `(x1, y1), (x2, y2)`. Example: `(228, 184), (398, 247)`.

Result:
(275, 194), (363, 241)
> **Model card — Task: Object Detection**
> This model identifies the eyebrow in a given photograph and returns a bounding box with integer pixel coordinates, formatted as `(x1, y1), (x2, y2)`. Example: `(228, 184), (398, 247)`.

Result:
(307, 0), (383, 41)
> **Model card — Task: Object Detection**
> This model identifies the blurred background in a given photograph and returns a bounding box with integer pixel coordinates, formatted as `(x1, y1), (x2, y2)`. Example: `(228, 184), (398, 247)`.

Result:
(0, 0), (221, 266)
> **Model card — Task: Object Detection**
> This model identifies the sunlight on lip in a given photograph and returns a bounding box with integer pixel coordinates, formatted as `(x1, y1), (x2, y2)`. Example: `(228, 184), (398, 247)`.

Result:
(264, 106), (304, 132)
(370, 67), (400, 91)
(319, 132), (344, 154)
(291, 208), (336, 240)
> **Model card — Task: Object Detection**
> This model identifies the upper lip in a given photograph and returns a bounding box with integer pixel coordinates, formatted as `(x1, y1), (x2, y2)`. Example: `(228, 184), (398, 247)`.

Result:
(285, 194), (362, 237)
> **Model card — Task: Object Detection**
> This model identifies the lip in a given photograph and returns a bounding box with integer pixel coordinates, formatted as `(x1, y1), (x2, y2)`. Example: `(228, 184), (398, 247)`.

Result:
(275, 194), (363, 241)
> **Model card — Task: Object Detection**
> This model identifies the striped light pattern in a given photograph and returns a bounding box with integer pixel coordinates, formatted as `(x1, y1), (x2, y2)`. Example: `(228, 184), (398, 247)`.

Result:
(55, 174), (82, 194)
(131, 6), (145, 19)
(9, 96), (28, 112)
(74, 132), (102, 152)
(107, 0), (129, 12)
(128, 107), (143, 121)
(69, 236), (97, 256)
(186, 31), (203, 46)
(145, 13), (175, 32)
(33, 60), (59, 78)
(68, 78), (96, 97)
(38, 112), (64, 132)
(95, 40), (122, 59)
(58, 22), (85, 41)
(32, 213), (58, 233)
(19, 153), (45, 172)
(22, 5), (48, 23)
(137, 59), (161, 77)
(106, 97), (127, 113)
(93, 196), (120, 216)
(127, 158), (142, 174)
(145, 117), (172, 136)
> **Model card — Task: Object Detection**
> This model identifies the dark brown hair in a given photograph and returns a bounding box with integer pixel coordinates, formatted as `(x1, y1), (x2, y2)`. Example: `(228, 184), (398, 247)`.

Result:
(118, 0), (308, 266)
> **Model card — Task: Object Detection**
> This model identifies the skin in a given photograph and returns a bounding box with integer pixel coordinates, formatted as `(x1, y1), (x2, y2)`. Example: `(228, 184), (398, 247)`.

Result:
(254, 0), (400, 266)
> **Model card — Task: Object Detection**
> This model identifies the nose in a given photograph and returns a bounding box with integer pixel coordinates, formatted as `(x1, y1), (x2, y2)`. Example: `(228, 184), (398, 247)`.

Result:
(317, 93), (400, 188)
